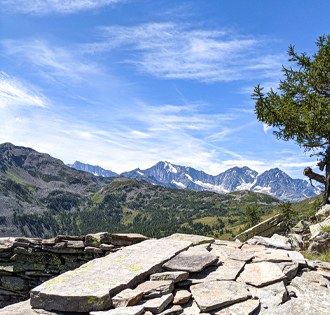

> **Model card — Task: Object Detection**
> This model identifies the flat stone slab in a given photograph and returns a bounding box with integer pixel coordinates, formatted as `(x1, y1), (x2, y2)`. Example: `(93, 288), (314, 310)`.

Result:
(165, 233), (214, 245)
(190, 280), (251, 312)
(252, 250), (292, 263)
(241, 244), (266, 252)
(111, 234), (149, 246)
(267, 277), (330, 315)
(211, 298), (260, 315)
(211, 244), (255, 262)
(112, 288), (144, 308)
(181, 300), (200, 315)
(237, 262), (286, 287)
(163, 246), (218, 273)
(150, 271), (189, 283)
(90, 305), (145, 315)
(246, 281), (287, 312)
(189, 259), (245, 283)
(135, 280), (174, 298)
(30, 239), (191, 312)
(141, 293), (173, 314)
(246, 235), (291, 250)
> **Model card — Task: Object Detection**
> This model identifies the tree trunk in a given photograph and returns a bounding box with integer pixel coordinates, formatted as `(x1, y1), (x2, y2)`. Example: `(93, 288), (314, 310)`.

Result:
(322, 145), (330, 205)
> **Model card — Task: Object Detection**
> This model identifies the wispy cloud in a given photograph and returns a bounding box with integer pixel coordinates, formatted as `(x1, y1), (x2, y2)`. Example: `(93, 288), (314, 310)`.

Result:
(0, 72), (49, 108)
(84, 22), (284, 82)
(1, 0), (124, 15)
(2, 39), (99, 84)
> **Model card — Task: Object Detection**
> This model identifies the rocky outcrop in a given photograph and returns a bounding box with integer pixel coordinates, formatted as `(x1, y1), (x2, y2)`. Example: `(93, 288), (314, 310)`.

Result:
(234, 214), (285, 242)
(2, 232), (330, 314)
(0, 233), (148, 308)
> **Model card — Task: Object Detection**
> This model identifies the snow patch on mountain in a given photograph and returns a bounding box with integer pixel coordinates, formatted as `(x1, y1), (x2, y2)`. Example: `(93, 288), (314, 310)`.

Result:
(171, 180), (186, 189)
(185, 174), (193, 181)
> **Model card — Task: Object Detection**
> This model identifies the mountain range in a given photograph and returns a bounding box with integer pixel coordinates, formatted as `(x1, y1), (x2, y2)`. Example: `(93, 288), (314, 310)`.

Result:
(0, 142), (286, 238)
(68, 161), (321, 202)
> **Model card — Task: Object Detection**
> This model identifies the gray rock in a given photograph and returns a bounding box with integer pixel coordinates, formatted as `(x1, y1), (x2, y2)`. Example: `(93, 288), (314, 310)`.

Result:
(310, 217), (330, 237)
(112, 289), (144, 308)
(66, 241), (85, 248)
(141, 293), (173, 314)
(237, 262), (286, 287)
(267, 276), (330, 315)
(234, 214), (284, 242)
(163, 246), (218, 273)
(315, 204), (330, 221)
(165, 233), (214, 245)
(252, 250), (292, 263)
(85, 232), (112, 247)
(190, 280), (251, 312)
(150, 271), (189, 283)
(308, 231), (330, 253)
(211, 298), (260, 315)
(1, 276), (30, 291)
(30, 239), (191, 312)
(111, 234), (148, 246)
(135, 280), (174, 298)
(275, 261), (298, 283)
(90, 305), (145, 315)
(246, 236), (292, 250)
(246, 281), (287, 313)
(0, 237), (15, 250)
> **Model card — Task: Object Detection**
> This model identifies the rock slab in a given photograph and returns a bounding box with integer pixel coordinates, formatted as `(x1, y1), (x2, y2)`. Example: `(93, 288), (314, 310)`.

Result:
(190, 280), (251, 312)
(30, 239), (191, 312)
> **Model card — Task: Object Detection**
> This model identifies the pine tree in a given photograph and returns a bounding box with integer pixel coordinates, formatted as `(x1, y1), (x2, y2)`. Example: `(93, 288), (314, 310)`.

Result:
(252, 35), (330, 205)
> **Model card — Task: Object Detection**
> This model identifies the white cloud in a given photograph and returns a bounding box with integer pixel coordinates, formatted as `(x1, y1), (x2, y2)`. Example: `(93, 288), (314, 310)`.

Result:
(2, 39), (99, 83)
(85, 23), (284, 82)
(1, 0), (124, 15)
(263, 123), (272, 133)
(223, 160), (265, 166)
(0, 72), (49, 108)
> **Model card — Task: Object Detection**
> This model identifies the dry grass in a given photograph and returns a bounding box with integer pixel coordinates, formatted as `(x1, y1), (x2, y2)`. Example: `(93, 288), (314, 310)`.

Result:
(302, 249), (330, 263)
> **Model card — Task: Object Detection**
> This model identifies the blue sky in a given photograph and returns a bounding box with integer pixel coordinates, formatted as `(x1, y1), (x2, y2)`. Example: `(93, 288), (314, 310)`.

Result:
(1, 0), (329, 178)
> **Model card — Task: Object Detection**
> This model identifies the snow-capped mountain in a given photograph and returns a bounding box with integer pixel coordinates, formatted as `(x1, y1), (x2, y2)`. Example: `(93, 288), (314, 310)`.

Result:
(122, 161), (321, 202)
(67, 161), (118, 177)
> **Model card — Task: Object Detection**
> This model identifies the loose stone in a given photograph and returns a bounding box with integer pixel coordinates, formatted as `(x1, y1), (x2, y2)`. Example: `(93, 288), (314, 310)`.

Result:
(141, 293), (173, 314)
(112, 288), (144, 308)
(150, 271), (189, 283)
(90, 305), (145, 315)
(135, 280), (174, 298)
(173, 290), (192, 305)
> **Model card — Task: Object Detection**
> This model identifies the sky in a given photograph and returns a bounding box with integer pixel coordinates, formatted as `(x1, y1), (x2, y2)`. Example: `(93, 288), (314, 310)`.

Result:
(1, 0), (329, 178)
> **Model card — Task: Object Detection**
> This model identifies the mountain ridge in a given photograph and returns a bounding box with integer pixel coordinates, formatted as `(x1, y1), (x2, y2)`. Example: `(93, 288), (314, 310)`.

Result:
(69, 160), (320, 202)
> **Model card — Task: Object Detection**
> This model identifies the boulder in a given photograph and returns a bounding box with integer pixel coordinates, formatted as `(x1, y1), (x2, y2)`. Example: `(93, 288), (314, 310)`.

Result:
(85, 232), (112, 247)
(308, 231), (330, 253)
(246, 235), (292, 250)
(173, 290), (191, 305)
(315, 204), (330, 221)
(210, 244), (255, 262)
(309, 217), (330, 237)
